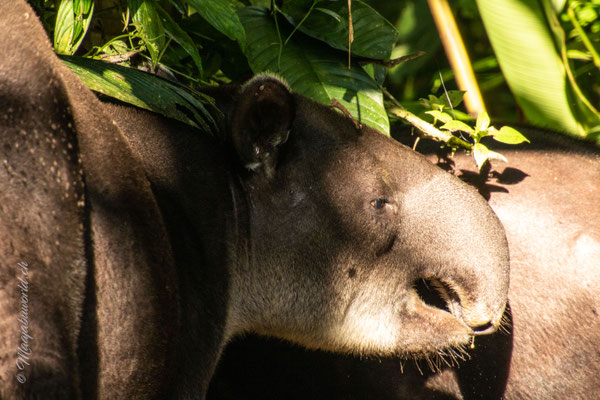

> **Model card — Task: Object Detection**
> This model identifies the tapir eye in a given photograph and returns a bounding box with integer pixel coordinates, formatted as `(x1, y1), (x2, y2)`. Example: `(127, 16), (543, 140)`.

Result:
(370, 199), (388, 209)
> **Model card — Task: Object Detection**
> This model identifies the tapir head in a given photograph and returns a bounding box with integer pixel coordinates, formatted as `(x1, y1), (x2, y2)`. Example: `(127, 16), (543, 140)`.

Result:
(225, 75), (509, 359)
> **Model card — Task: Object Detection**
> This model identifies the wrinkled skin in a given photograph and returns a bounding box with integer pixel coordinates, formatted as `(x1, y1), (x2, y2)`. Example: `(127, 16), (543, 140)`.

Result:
(0, 2), (509, 399)
(208, 129), (600, 400)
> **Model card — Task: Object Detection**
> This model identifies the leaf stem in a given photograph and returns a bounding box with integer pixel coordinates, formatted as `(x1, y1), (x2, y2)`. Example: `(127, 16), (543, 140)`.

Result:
(382, 87), (472, 151)
(567, 3), (600, 69)
(284, 0), (318, 47)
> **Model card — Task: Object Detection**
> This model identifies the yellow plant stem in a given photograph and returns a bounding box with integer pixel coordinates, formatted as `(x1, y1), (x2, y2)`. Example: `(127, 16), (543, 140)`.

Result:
(427, 0), (486, 117)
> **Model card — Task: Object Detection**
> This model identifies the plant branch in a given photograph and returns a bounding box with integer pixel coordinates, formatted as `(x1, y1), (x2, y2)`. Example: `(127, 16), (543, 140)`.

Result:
(567, 3), (600, 69)
(382, 87), (472, 151)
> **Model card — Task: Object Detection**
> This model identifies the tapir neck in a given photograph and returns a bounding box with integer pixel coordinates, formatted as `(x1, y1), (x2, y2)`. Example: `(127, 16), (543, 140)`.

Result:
(104, 102), (249, 397)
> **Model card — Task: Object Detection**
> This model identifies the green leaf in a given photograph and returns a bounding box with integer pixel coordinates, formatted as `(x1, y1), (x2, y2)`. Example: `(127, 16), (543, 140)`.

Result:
(129, 0), (166, 67)
(492, 126), (531, 144)
(440, 90), (465, 109)
(424, 110), (453, 123)
(473, 143), (489, 170)
(156, 5), (203, 76)
(60, 55), (217, 133)
(487, 149), (508, 163)
(314, 7), (342, 23)
(476, 0), (600, 136)
(280, 0), (399, 60)
(441, 120), (475, 134)
(238, 6), (389, 135)
(188, 0), (246, 50)
(476, 111), (490, 132)
(568, 49), (592, 61)
(54, 0), (94, 55)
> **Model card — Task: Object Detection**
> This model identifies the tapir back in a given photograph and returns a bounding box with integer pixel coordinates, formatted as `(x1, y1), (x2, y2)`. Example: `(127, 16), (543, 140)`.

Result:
(459, 130), (600, 399)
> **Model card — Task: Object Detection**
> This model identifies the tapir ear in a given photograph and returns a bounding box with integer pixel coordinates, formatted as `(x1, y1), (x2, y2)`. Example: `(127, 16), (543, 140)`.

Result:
(231, 73), (295, 178)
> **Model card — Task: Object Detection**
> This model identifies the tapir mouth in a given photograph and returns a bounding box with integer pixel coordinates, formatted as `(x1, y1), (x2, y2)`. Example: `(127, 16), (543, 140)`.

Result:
(415, 278), (500, 336)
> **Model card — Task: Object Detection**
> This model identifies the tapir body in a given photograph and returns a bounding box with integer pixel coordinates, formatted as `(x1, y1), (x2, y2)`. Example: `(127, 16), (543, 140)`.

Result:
(0, 1), (510, 399)
(208, 128), (600, 399)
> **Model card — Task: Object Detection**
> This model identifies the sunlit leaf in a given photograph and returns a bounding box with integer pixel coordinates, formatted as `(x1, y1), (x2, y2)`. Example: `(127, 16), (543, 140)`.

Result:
(61, 55), (217, 133)
(476, 0), (600, 136)
(129, 0), (166, 67)
(238, 6), (389, 134)
(487, 149), (508, 163)
(551, 0), (567, 13)
(492, 126), (530, 144)
(425, 110), (453, 123)
(476, 111), (490, 132)
(54, 0), (94, 55)
(473, 143), (489, 169)
(441, 120), (475, 134)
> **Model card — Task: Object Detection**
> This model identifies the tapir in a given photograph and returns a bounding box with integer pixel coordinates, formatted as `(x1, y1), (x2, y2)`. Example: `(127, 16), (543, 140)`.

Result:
(0, 1), (510, 399)
(207, 128), (600, 399)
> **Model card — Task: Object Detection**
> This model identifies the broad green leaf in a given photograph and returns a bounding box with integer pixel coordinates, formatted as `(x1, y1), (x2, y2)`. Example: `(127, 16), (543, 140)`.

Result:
(441, 120), (474, 134)
(473, 143), (489, 170)
(61, 55), (217, 133)
(492, 126), (530, 144)
(424, 110), (453, 123)
(54, 0), (94, 55)
(280, 0), (398, 60)
(238, 6), (389, 135)
(476, 0), (600, 136)
(188, 0), (246, 50)
(54, 0), (75, 54)
(129, 0), (165, 67)
(156, 5), (203, 76)
(476, 111), (490, 132)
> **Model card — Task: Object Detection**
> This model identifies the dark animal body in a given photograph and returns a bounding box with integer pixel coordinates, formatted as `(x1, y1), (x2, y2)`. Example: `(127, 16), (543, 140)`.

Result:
(208, 129), (600, 400)
(0, 1), (510, 399)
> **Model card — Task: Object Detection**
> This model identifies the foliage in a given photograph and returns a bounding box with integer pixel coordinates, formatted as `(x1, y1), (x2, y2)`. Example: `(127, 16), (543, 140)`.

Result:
(61, 55), (217, 130)
(420, 92), (528, 169)
(28, 0), (600, 163)
(476, 0), (600, 139)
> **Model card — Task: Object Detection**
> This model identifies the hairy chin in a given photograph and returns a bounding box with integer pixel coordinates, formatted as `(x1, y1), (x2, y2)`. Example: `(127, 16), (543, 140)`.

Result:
(269, 307), (475, 364)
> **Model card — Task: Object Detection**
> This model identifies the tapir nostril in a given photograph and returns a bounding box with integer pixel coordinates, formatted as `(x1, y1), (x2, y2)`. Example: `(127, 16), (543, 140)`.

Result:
(415, 278), (501, 336)
(414, 278), (450, 313)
